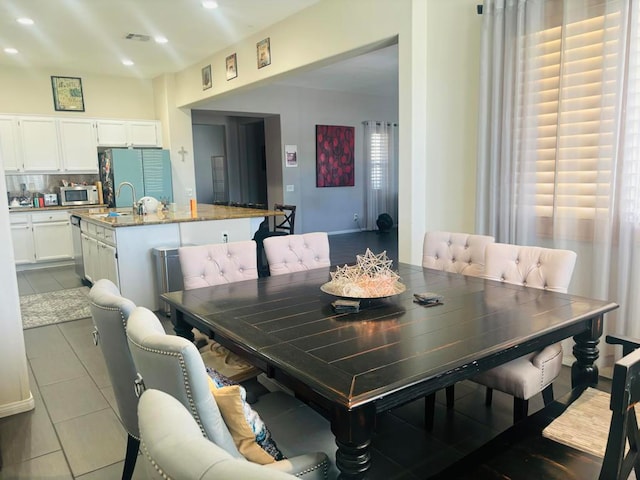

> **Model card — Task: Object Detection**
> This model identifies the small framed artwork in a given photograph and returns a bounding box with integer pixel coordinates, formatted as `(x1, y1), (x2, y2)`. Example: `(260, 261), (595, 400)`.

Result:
(226, 53), (238, 80)
(51, 76), (85, 111)
(285, 144), (298, 167)
(257, 38), (271, 69)
(201, 65), (212, 90)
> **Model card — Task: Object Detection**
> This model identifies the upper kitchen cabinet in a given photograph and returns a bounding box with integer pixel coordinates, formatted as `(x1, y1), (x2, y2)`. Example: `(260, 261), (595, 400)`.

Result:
(0, 116), (21, 171)
(58, 119), (99, 172)
(96, 119), (162, 147)
(20, 117), (61, 171)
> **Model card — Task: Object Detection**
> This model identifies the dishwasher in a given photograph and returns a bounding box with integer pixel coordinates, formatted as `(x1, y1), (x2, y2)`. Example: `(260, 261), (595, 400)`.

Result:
(70, 214), (85, 280)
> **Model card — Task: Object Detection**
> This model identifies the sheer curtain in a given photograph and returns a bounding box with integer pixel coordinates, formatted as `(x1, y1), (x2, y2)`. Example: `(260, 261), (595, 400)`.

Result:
(363, 121), (398, 231)
(476, 0), (640, 371)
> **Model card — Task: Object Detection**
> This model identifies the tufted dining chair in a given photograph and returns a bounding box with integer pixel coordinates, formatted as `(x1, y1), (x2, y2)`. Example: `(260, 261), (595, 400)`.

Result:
(263, 232), (331, 276)
(474, 243), (578, 423)
(422, 232), (495, 426)
(138, 389), (298, 480)
(178, 241), (260, 382)
(422, 231), (495, 277)
(126, 306), (334, 479)
(88, 279), (139, 480)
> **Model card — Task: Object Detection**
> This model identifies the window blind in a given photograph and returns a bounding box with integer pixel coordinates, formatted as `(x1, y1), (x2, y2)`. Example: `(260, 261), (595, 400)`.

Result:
(521, 7), (621, 222)
(370, 132), (388, 190)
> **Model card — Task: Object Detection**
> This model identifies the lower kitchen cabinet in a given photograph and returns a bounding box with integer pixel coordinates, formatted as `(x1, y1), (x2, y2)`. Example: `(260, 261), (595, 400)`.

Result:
(81, 221), (119, 287)
(10, 210), (73, 265)
(10, 220), (35, 264)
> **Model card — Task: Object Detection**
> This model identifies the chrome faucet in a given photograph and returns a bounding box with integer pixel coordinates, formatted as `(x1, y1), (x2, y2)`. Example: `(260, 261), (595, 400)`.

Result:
(116, 182), (137, 214)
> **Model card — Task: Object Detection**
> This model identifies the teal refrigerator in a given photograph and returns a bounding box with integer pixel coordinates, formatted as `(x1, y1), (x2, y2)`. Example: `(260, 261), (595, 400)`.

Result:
(99, 148), (173, 207)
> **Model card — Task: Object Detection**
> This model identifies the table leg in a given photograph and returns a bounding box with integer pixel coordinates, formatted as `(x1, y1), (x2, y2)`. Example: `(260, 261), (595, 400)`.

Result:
(173, 309), (195, 342)
(571, 315), (603, 388)
(331, 404), (376, 479)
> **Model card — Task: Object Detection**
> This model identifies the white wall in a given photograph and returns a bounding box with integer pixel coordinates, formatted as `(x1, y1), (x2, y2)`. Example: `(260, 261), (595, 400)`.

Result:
(0, 67), (156, 118)
(0, 153), (34, 417)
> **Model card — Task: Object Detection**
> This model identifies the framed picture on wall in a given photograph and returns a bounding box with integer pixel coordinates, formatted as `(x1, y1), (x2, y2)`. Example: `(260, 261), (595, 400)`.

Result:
(285, 144), (298, 167)
(316, 125), (355, 187)
(51, 76), (85, 111)
(226, 53), (238, 80)
(257, 38), (271, 69)
(201, 65), (212, 90)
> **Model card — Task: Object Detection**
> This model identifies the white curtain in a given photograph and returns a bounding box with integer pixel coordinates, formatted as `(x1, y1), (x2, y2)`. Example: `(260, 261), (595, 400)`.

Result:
(476, 0), (640, 371)
(363, 121), (398, 231)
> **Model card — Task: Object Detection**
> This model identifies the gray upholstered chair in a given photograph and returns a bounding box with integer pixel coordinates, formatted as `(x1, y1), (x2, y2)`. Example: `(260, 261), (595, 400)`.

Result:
(88, 279), (139, 480)
(178, 241), (260, 382)
(473, 243), (578, 423)
(126, 306), (335, 479)
(422, 231), (495, 424)
(138, 389), (298, 480)
(422, 231), (495, 276)
(263, 232), (331, 276)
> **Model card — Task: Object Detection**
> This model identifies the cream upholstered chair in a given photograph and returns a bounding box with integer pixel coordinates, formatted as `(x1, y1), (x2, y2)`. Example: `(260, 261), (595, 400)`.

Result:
(126, 307), (334, 479)
(422, 232), (495, 424)
(138, 389), (298, 480)
(422, 231), (495, 276)
(473, 243), (578, 423)
(88, 279), (139, 480)
(178, 241), (260, 382)
(263, 232), (331, 276)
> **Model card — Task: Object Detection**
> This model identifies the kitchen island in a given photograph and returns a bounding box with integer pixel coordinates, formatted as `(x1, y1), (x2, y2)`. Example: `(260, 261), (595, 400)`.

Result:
(74, 204), (281, 310)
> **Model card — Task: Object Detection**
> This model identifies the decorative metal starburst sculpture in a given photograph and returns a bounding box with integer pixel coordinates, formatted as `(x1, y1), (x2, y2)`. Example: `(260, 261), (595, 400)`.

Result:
(326, 249), (404, 298)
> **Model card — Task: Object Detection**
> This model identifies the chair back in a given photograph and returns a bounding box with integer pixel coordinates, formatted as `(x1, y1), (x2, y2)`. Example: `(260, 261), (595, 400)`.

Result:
(483, 243), (577, 293)
(179, 240), (258, 290)
(138, 389), (296, 480)
(263, 232), (331, 276)
(422, 231), (495, 276)
(88, 279), (139, 438)
(273, 204), (296, 234)
(600, 345), (640, 479)
(125, 306), (242, 457)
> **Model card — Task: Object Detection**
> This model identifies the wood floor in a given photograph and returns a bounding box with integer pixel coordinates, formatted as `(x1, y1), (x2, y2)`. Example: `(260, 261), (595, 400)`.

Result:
(2, 229), (577, 479)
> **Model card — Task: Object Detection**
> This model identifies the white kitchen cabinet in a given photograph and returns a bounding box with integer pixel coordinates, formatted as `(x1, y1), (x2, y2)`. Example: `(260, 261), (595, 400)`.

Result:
(81, 221), (119, 287)
(128, 121), (161, 147)
(98, 242), (119, 287)
(95, 120), (128, 147)
(20, 117), (61, 171)
(10, 222), (35, 264)
(96, 119), (161, 147)
(31, 211), (73, 261)
(81, 233), (97, 283)
(58, 119), (99, 172)
(0, 116), (22, 172)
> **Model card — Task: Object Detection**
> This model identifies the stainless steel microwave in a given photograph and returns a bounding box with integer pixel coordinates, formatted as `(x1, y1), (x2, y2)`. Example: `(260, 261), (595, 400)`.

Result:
(60, 186), (99, 206)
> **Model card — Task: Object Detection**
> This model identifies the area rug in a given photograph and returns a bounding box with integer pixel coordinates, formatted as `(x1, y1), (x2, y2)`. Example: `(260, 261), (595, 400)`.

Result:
(21, 287), (92, 329)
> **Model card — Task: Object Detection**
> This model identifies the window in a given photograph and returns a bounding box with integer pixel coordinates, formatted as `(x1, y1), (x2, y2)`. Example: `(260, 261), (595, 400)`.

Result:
(520, 6), (623, 232)
(370, 132), (389, 190)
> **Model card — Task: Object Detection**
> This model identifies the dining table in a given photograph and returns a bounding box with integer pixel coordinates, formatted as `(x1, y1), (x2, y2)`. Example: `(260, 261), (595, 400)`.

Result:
(162, 263), (618, 479)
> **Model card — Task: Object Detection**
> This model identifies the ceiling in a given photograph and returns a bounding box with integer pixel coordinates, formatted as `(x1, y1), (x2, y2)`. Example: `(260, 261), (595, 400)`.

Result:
(0, 0), (397, 97)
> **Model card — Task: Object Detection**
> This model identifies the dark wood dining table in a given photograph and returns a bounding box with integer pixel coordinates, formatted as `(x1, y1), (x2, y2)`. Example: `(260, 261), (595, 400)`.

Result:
(162, 263), (618, 479)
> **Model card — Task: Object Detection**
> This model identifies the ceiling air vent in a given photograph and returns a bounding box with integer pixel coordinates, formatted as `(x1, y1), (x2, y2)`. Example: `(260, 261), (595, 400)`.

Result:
(125, 33), (151, 42)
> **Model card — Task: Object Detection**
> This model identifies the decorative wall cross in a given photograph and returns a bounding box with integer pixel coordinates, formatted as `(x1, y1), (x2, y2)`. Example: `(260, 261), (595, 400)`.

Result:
(178, 146), (188, 162)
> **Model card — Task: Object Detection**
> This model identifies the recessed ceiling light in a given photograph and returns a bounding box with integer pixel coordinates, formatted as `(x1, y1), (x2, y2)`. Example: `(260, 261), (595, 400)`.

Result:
(17, 17), (34, 25)
(4, 48), (19, 55)
(122, 59), (134, 66)
(202, 1), (218, 9)
(154, 36), (168, 44)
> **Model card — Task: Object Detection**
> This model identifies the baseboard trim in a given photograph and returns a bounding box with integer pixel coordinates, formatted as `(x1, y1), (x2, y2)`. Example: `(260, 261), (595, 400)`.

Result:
(328, 229), (362, 235)
(0, 393), (35, 418)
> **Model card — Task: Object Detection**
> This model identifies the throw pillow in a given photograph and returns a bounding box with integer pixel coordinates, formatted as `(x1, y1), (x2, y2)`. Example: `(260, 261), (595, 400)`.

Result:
(206, 369), (285, 464)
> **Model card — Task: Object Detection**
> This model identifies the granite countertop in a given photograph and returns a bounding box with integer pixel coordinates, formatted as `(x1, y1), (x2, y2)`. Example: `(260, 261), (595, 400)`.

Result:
(72, 204), (281, 228)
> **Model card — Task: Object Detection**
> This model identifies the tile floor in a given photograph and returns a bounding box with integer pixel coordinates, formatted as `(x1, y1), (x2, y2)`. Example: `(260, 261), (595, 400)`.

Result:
(2, 229), (578, 479)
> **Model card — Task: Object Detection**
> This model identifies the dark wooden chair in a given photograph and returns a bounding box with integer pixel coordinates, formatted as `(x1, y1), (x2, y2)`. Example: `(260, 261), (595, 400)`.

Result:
(273, 204), (296, 234)
(428, 334), (640, 480)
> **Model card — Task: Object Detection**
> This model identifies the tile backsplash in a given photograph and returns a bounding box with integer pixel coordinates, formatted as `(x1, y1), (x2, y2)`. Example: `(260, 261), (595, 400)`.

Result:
(6, 173), (99, 199)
